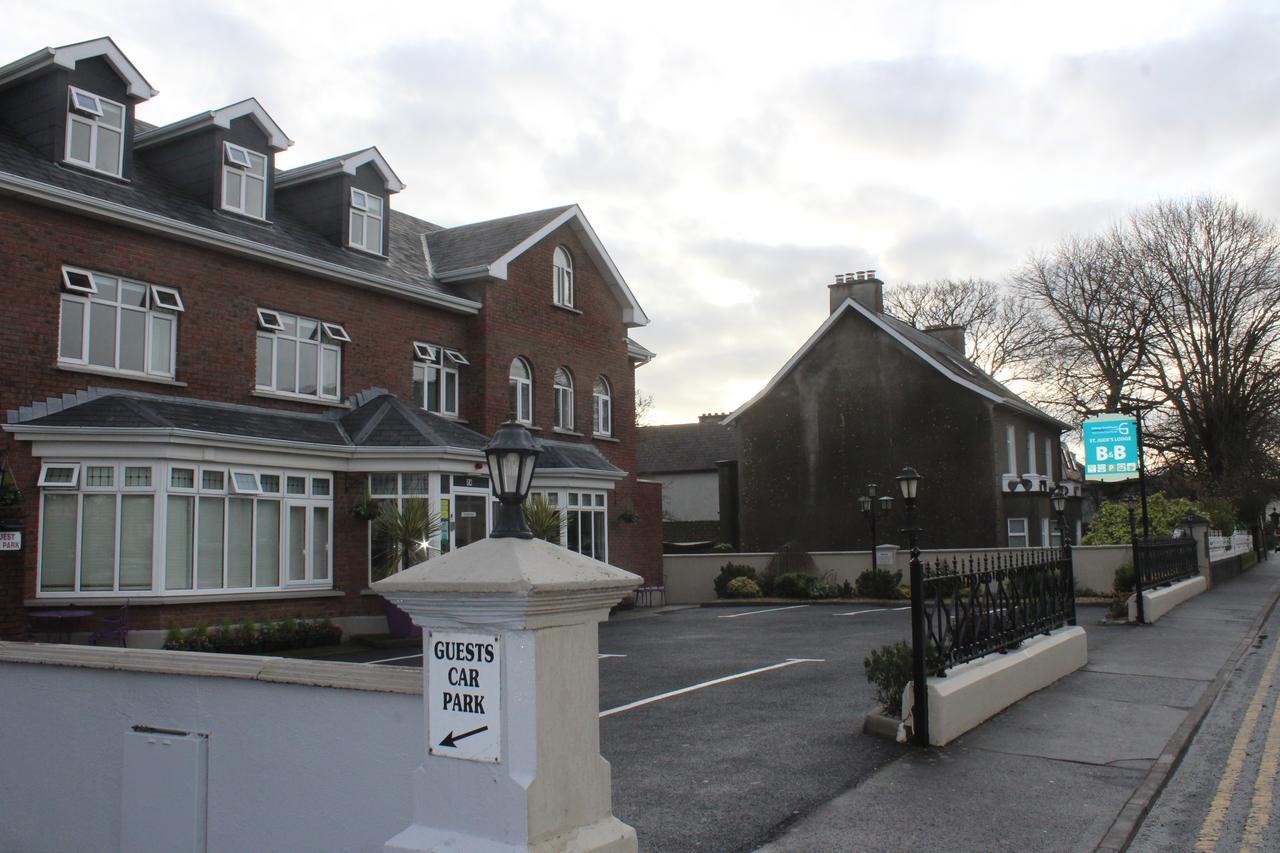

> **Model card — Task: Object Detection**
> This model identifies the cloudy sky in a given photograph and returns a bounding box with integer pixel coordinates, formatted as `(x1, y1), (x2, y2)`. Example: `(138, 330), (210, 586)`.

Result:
(8, 1), (1279, 424)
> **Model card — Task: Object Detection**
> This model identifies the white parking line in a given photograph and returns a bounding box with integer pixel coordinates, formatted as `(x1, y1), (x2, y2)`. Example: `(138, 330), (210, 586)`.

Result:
(368, 652), (424, 665)
(717, 605), (810, 619)
(599, 654), (627, 659)
(833, 606), (911, 616)
(599, 658), (825, 718)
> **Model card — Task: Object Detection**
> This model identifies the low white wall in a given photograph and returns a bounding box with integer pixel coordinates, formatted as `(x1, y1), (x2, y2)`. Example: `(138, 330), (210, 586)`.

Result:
(0, 643), (423, 853)
(1071, 545), (1131, 595)
(902, 626), (1088, 747)
(1128, 575), (1208, 624)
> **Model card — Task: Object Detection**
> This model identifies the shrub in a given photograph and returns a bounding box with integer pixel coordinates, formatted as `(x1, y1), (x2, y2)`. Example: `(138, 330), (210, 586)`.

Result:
(1113, 563), (1135, 594)
(714, 563), (758, 598)
(1107, 591), (1130, 621)
(864, 641), (913, 717)
(725, 576), (763, 598)
(773, 572), (813, 599)
(765, 542), (816, 587)
(237, 618), (259, 650)
(838, 579), (855, 597)
(163, 625), (183, 650)
(1081, 493), (1201, 545)
(855, 567), (903, 599)
(712, 542), (735, 553)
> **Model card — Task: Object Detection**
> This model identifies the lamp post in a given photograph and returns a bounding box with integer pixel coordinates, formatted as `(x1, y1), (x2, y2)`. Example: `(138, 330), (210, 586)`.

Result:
(484, 417), (541, 539)
(897, 466), (928, 747)
(1052, 486), (1076, 626)
(858, 483), (894, 552)
(1126, 493), (1145, 623)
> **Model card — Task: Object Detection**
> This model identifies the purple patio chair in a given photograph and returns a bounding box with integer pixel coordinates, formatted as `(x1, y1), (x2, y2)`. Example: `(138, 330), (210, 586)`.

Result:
(89, 602), (129, 647)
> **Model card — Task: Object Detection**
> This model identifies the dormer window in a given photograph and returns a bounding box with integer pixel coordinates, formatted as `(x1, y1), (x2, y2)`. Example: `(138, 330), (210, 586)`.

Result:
(553, 246), (574, 308)
(65, 86), (125, 177)
(222, 142), (267, 219)
(349, 189), (384, 254)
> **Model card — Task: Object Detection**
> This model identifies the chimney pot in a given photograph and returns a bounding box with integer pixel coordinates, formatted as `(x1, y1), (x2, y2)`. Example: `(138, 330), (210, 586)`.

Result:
(828, 269), (885, 314)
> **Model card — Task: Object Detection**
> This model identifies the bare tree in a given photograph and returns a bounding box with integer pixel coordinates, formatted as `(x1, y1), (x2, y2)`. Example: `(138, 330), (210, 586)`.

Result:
(883, 278), (1046, 382)
(635, 389), (655, 427)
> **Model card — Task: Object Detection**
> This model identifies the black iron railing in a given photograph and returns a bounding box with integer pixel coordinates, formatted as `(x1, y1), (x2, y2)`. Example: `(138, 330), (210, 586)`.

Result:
(1135, 537), (1199, 590)
(918, 548), (1075, 677)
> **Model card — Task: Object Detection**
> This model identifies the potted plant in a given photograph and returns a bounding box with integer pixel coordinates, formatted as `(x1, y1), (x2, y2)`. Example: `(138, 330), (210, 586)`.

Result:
(373, 498), (441, 638)
(350, 486), (380, 522)
(618, 503), (641, 524)
(0, 458), (21, 507)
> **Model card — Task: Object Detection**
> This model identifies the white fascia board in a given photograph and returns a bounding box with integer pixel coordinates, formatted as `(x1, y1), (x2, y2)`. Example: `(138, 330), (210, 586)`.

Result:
(531, 470), (624, 489)
(135, 97), (292, 150)
(275, 147), (405, 192)
(534, 467), (627, 482)
(482, 205), (650, 328)
(626, 337), (657, 364)
(0, 171), (481, 315)
(341, 148), (404, 192)
(723, 298), (1010, 426)
(0, 38), (159, 100)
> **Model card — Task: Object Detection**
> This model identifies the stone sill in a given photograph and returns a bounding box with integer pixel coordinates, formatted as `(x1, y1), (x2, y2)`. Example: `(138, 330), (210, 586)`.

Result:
(26, 589), (344, 607)
(593, 434), (620, 443)
(551, 303), (583, 316)
(0, 640), (422, 695)
(553, 427), (584, 437)
(55, 363), (188, 387)
(251, 389), (349, 409)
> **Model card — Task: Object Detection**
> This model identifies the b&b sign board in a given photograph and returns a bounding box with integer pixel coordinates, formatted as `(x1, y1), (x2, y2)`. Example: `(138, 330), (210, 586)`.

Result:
(428, 630), (502, 763)
(1082, 414), (1139, 482)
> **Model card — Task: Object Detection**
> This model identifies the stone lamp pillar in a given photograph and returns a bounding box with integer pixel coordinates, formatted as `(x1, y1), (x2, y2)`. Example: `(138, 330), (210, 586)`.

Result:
(372, 536), (641, 853)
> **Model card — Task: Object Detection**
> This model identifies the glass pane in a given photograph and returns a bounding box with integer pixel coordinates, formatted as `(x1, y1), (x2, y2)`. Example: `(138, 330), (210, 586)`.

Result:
(276, 338), (297, 392)
(119, 308), (145, 371)
(255, 501), (280, 586)
(402, 473), (430, 495)
(426, 366), (440, 412)
(350, 210), (364, 247)
(298, 342), (318, 395)
(280, 313), (297, 336)
(311, 507), (329, 580)
(412, 363), (425, 408)
(79, 494), (116, 590)
(119, 495), (154, 590)
(444, 370), (458, 415)
(88, 301), (117, 367)
(165, 495), (194, 590)
(580, 510), (594, 560)
(369, 218), (382, 254)
(150, 314), (172, 375)
(370, 474), (397, 495)
(99, 100), (124, 129)
(226, 498), (253, 588)
(121, 281), (146, 307)
(255, 334), (273, 386)
(40, 494), (79, 591)
(566, 510), (580, 554)
(68, 118), (92, 162)
(94, 127), (121, 173)
(170, 468), (194, 489)
(369, 499), (394, 582)
(197, 497), (225, 589)
(311, 478), (330, 496)
(201, 470), (224, 491)
(95, 276), (117, 301)
(85, 465), (113, 487)
(521, 384), (531, 421)
(223, 169), (242, 208)
(286, 476), (306, 495)
(259, 474), (280, 494)
(297, 317), (319, 341)
(246, 177), (265, 218)
(60, 299), (85, 359)
(322, 348), (338, 397)
(247, 152), (266, 176)
(593, 511), (607, 561)
(124, 467), (151, 487)
(288, 505), (307, 581)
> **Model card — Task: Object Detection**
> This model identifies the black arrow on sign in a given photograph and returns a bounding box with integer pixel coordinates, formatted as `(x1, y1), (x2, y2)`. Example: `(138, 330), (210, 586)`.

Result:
(438, 725), (489, 748)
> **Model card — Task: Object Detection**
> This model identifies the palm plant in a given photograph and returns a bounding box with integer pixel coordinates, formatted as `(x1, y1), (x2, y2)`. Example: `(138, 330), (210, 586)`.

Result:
(523, 494), (562, 543)
(372, 498), (441, 581)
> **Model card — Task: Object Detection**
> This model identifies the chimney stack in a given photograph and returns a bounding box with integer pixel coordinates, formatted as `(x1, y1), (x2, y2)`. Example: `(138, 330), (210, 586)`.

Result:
(828, 270), (884, 315)
(923, 324), (966, 357)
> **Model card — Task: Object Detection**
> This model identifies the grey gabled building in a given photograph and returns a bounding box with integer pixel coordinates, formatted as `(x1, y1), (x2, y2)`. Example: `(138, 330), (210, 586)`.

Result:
(722, 271), (1081, 553)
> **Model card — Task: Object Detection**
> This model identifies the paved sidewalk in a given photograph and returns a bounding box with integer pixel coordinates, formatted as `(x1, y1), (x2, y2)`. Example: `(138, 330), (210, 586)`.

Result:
(757, 558), (1280, 853)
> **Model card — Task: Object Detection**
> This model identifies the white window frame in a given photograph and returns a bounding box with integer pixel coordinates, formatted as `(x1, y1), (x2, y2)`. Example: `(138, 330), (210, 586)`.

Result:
(38, 463), (81, 488)
(254, 309), (343, 401)
(35, 460), (332, 598)
(321, 322), (351, 343)
(64, 86), (125, 177)
(443, 348), (469, 366)
(230, 470), (262, 495)
(57, 267), (182, 380)
(1007, 517), (1028, 548)
(348, 188), (384, 255)
(1044, 438), (1053, 481)
(221, 141), (268, 220)
(367, 473), (442, 584)
(413, 344), (460, 417)
(553, 246), (574, 308)
(1026, 431), (1037, 475)
(150, 285), (185, 312)
(564, 490), (608, 562)
(554, 368), (574, 431)
(593, 376), (612, 437)
(413, 341), (438, 362)
(1005, 425), (1017, 474)
(509, 358), (533, 424)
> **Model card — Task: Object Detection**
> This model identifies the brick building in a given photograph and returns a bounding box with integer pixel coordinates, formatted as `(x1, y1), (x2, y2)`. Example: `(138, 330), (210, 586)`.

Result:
(0, 37), (661, 644)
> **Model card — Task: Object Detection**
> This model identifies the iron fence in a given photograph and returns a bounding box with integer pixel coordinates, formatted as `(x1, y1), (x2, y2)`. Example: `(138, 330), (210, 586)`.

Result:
(917, 548), (1075, 677)
(1135, 537), (1199, 589)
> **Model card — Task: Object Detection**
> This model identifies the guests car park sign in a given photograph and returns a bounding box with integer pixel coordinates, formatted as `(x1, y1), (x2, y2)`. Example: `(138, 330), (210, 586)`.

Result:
(1082, 414), (1139, 482)
(428, 630), (502, 763)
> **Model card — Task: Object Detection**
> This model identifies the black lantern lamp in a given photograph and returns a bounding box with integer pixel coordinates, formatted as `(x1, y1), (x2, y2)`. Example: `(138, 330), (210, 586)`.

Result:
(1050, 486), (1066, 515)
(484, 418), (541, 539)
(897, 466), (921, 505)
(858, 483), (895, 549)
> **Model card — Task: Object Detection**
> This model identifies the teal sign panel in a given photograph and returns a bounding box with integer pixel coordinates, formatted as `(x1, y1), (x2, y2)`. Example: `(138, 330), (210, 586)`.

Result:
(1082, 414), (1139, 482)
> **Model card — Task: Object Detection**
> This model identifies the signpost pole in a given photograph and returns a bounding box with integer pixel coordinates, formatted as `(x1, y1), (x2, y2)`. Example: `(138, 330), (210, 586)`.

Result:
(1130, 407), (1151, 541)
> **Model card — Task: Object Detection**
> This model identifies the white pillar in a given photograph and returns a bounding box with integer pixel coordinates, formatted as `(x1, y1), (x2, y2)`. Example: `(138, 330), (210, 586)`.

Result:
(373, 536), (641, 853)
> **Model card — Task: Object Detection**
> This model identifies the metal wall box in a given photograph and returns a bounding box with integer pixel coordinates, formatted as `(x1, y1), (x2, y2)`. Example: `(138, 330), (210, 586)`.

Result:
(120, 726), (208, 853)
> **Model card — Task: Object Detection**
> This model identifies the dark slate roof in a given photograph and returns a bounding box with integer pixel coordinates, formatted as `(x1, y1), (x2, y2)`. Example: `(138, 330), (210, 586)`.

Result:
(0, 121), (453, 298)
(636, 419), (737, 474)
(536, 438), (624, 474)
(878, 313), (1064, 426)
(425, 206), (572, 276)
(9, 388), (622, 473)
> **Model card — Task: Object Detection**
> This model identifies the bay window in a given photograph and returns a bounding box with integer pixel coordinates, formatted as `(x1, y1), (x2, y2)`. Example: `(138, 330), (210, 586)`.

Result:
(255, 309), (345, 401)
(37, 461), (332, 596)
(58, 266), (183, 379)
(367, 472), (435, 583)
(565, 491), (607, 561)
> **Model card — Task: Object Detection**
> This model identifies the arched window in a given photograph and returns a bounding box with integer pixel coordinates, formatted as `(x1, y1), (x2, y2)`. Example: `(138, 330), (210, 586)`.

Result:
(553, 246), (574, 308)
(509, 357), (532, 424)
(553, 367), (574, 431)
(593, 376), (612, 437)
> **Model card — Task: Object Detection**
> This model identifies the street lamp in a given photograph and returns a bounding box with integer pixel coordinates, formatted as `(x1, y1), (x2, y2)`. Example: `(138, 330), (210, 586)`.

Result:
(858, 483), (894, 550)
(484, 417), (541, 539)
(896, 465), (928, 747)
(1051, 485), (1068, 542)
(1124, 493), (1145, 623)
(1051, 485), (1077, 625)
